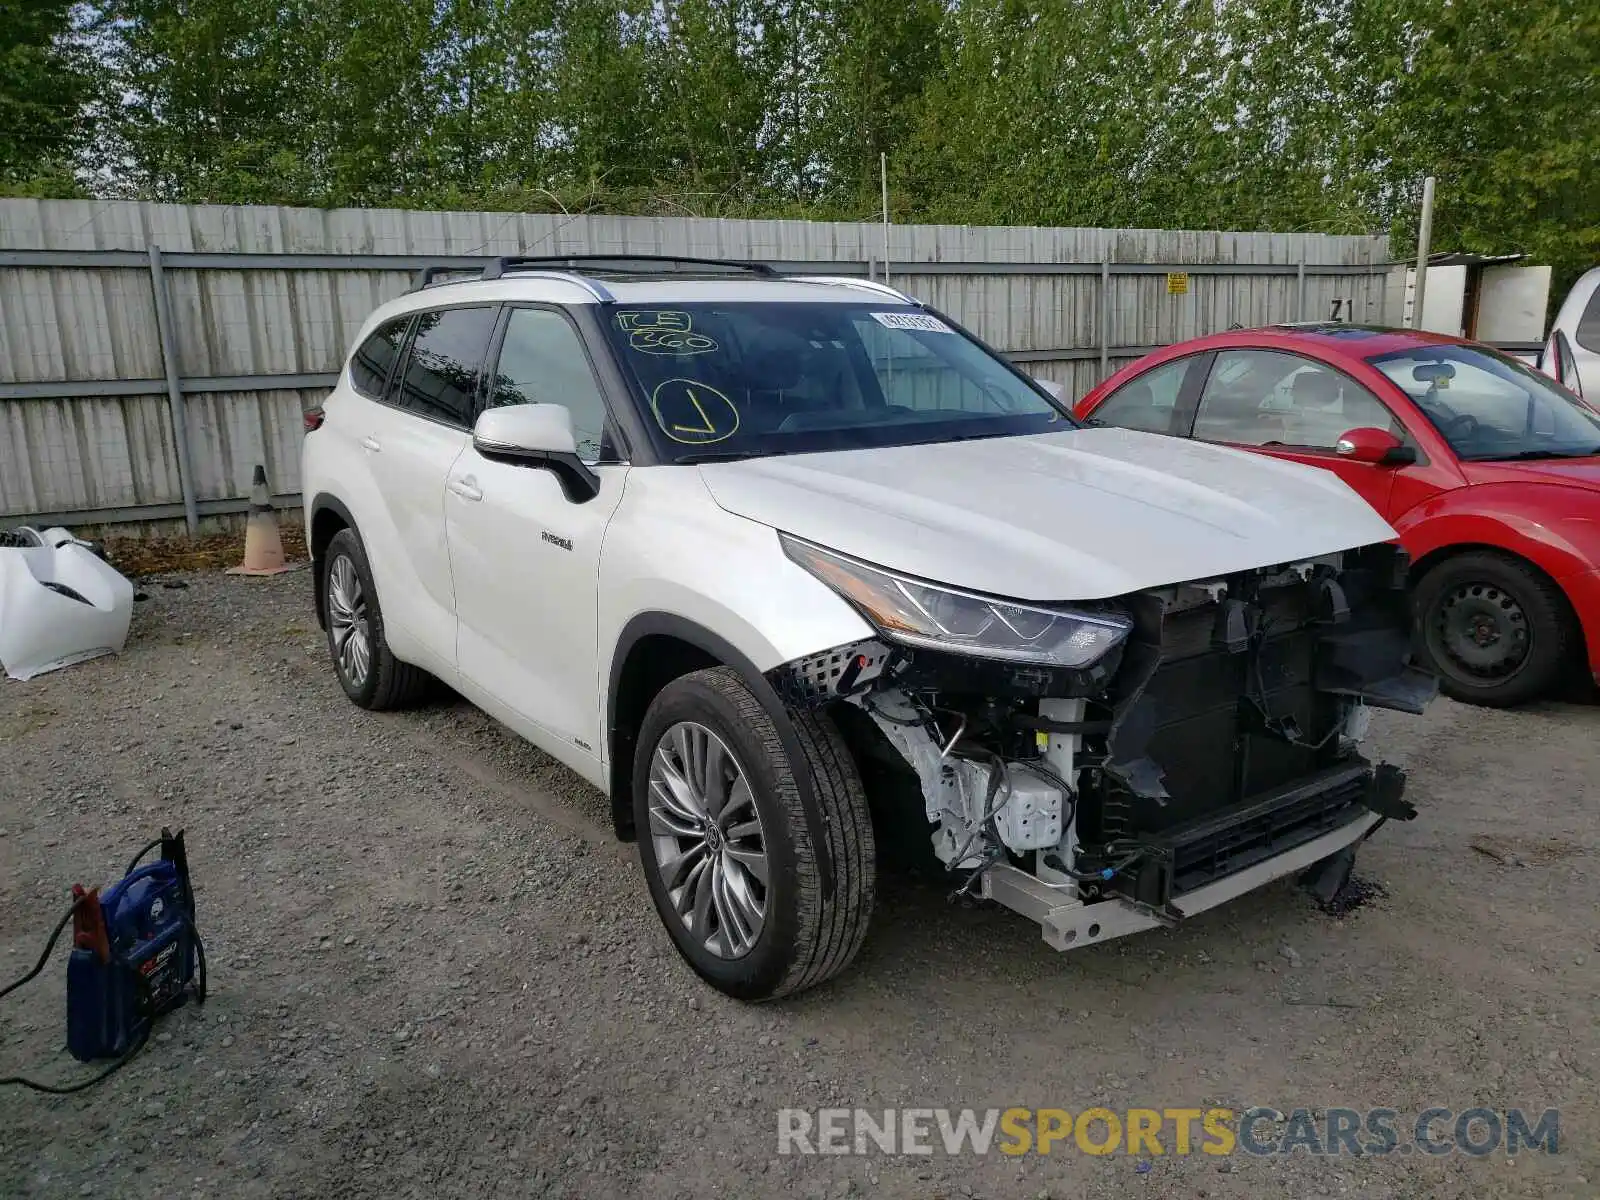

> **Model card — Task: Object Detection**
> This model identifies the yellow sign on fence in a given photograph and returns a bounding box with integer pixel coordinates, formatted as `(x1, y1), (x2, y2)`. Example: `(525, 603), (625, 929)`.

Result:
(1166, 272), (1189, 295)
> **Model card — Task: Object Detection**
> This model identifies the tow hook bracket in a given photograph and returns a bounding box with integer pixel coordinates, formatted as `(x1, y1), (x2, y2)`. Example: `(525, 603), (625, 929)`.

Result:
(1299, 843), (1358, 903)
(1362, 763), (1416, 821)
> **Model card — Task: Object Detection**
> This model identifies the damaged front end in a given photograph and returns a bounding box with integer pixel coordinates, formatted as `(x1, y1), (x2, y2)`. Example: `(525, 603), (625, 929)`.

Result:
(770, 537), (1435, 952)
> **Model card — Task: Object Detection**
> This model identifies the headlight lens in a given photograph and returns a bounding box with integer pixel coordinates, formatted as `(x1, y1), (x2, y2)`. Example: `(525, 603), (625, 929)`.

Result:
(781, 534), (1132, 668)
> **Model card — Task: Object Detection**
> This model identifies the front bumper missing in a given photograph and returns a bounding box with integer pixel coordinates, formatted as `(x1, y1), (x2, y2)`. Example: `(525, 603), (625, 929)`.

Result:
(1104, 759), (1407, 907)
(985, 808), (1383, 953)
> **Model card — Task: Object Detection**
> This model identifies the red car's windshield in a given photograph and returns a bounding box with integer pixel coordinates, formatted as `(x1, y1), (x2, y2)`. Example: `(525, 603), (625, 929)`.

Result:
(1367, 344), (1600, 461)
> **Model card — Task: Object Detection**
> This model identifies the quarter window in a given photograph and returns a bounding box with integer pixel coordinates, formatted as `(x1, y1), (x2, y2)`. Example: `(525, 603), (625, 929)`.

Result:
(349, 317), (408, 400)
(394, 307), (497, 427)
(1192, 350), (1403, 450)
(1090, 357), (1199, 435)
(488, 308), (610, 461)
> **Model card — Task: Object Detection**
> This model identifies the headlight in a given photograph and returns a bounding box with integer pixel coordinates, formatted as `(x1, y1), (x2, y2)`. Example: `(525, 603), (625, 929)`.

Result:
(781, 534), (1132, 668)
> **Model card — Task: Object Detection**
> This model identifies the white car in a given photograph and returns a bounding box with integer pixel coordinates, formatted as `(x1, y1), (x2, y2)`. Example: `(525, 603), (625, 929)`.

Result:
(301, 256), (1434, 1000)
(1544, 265), (1600, 400)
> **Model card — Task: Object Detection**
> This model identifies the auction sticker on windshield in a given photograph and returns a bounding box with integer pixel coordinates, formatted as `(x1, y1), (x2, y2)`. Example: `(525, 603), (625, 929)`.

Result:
(871, 311), (952, 333)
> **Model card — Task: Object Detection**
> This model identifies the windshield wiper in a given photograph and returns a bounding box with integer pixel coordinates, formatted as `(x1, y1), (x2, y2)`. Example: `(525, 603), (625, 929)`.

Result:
(1465, 447), (1600, 462)
(674, 450), (761, 464)
(675, 448), (808, 464)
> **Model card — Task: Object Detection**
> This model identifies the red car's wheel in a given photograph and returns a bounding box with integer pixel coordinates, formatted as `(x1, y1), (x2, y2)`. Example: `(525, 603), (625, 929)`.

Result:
(1415, 551), (1579, 707)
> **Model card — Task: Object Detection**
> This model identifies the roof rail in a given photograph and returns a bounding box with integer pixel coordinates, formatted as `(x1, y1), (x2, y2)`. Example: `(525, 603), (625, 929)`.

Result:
(409, 263), (614, 301)
(788, 275), (915, 304)
(480, 254), (778, 280)
(413, 264), (481, 290)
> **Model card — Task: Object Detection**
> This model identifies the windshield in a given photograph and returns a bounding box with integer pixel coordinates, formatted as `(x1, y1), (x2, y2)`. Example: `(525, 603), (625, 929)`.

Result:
(1366, 344), (1600, 461)
(602, 302), (1070, 461)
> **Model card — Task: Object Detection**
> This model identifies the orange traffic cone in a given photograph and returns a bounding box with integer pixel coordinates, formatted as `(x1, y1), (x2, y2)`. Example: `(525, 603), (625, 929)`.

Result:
(227, 464), (293, 576)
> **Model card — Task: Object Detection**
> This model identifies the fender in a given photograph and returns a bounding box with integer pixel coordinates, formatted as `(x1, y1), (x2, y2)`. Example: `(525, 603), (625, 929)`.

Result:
(1394, 482), (1600, 583)
(606, 611), (836, 898)
(306, 492), (359, 630)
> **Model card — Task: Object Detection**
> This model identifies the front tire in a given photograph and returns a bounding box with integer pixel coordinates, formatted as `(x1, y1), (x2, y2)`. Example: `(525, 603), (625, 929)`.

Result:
(321, 527), (432, 710)
(1414, 550), (1577, 707)
(633, 667), (875, 1001)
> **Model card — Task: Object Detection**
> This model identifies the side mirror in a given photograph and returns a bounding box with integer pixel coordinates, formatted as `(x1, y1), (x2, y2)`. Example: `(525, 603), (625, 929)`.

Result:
(472, 404), (600, 503)
(1032, 377), (1065, 401)
(1335, 426), (1416, 467)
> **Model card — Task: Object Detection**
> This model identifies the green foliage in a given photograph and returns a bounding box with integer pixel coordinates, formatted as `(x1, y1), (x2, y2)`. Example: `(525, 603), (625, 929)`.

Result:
(13, 0), (1594, 291)
(1368, 0), (1600, 293)
(0, 1), (102, 186)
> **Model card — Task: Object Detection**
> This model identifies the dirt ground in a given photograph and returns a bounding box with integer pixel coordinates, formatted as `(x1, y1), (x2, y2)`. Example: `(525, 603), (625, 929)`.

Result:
(1, 567), (1595, 1199)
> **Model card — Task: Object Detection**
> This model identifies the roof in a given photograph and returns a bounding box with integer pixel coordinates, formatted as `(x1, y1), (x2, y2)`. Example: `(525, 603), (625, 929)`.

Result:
(1261, 322), (1472, 356)
(1188, 322), (1473, 358)
(356, 271), (918, 340)
(401, 275), (912, 306)
(403, 254), (917, 308)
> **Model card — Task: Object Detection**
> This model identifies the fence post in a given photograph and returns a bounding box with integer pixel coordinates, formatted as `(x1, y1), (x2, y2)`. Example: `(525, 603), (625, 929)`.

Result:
(148, 244), (199, 536)
(1296, 251), (1307, 322)
(1099, 256), (1111, 379)
(1411, 175), (1436, 329)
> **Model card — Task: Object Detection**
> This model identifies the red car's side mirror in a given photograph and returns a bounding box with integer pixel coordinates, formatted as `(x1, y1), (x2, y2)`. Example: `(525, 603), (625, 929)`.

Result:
(1335, 426), (1417, 466)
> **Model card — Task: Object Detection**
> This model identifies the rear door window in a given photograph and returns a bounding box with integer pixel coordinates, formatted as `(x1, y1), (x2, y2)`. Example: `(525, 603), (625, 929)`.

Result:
(393, 306), (498, 428)
(349, 317), (409, 399)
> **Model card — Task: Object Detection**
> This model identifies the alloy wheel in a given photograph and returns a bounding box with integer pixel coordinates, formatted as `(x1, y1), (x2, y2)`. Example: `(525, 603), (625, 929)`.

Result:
(327, 555), (372, 688)
(647, 721), (769, 959)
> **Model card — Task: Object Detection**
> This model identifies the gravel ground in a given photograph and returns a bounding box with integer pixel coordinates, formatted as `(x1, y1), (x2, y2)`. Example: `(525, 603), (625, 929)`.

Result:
(1, 569), (1595, 1199)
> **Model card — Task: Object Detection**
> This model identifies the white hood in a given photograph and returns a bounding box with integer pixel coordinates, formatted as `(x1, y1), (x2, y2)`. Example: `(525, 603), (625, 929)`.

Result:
(697, 427), (1397, 601)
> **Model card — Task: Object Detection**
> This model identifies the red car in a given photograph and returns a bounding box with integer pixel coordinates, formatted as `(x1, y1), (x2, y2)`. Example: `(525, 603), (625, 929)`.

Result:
(1074, 324), (1600, 706)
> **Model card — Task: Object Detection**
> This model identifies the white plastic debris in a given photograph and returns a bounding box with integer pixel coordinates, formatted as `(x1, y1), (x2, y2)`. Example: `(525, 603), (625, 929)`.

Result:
(0, 526), (134, 681)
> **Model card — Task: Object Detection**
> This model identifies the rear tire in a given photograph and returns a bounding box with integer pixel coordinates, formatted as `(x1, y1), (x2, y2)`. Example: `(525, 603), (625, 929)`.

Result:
(633, 667), (875, 1000)
(1414, 550), (1576, 707)
(322, 527), (432, 710)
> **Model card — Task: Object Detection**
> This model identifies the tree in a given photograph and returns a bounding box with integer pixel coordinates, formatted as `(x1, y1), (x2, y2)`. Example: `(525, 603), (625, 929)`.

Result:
(1364, 0), (1600, 293)
(807, 0), (942, 213)
(47, 0), (1600, 298)
(0, 1), (101, 192)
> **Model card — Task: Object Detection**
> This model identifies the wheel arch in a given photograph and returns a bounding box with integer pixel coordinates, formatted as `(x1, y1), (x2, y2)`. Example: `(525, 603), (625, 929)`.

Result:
(1410, 540), (1576, 608)
(307, 493), (358, 630)
(605, 611), (837, 898)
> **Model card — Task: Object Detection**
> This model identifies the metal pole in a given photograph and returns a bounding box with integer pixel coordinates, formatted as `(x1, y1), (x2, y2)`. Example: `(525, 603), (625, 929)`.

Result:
(881, 152), (891, 289)
(1411, 175), (1436, 329)
(1100, 257), (1111, 378)
(148, 244), (200, 535)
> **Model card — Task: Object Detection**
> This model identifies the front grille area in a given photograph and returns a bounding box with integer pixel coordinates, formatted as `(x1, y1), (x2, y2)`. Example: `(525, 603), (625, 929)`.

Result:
(1106, 762), (1371, 907)
(1163, 764), (1369, 894)
(1078, 585), (1349, 850)
(1072, 570), (1392, 909)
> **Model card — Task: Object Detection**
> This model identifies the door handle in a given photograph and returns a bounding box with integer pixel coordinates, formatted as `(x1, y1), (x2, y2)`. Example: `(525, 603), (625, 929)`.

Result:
(360, 435), (381, 453)
(447, 476), (483, 503)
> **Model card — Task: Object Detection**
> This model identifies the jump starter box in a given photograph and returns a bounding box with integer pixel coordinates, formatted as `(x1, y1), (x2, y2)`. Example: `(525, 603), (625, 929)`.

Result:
(65, 828), (199, 1061)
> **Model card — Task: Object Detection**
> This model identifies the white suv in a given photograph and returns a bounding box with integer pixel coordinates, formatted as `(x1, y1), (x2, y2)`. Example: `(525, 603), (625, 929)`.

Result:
(302, 256), (1434, 1000)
